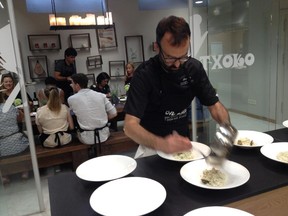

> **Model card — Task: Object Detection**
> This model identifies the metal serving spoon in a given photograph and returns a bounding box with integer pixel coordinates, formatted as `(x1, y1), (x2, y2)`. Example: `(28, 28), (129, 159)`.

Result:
(208, 123), (238, 165)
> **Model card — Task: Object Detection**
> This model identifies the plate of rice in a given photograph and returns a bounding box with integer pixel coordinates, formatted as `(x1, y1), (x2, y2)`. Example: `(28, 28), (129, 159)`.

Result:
(234, 130), (274, 149)
(157, 142), (211, 162)
(180, 159), (250, 189)
(260, 142), (288, 164)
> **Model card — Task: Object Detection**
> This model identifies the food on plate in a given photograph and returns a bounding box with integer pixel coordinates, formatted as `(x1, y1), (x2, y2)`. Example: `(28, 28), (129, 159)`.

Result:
(201, 168), (226, 187)
(173, 151), (194, 160)
(14, 98), (22, 106)
(276, 151), (288, 163)
(237, 137), (254, 146)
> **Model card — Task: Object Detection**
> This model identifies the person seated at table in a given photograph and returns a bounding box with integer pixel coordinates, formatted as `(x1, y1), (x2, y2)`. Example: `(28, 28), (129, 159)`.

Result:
(90, 72), (111, 98)
(1, 73), (33, 108)
(124, 62), (135, 93)
(37, 77), (65, 106)
(0, 91), (29, 184)
(68, 73), (117, 147)
(36, 87), (74, 148)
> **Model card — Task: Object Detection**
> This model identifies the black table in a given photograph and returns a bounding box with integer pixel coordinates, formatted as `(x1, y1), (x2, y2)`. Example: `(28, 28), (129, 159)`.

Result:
(49, 128), (288, 216)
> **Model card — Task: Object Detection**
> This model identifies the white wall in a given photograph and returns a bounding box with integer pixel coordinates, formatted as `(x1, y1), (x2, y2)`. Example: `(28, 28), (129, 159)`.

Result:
(13, 0), (188, 96)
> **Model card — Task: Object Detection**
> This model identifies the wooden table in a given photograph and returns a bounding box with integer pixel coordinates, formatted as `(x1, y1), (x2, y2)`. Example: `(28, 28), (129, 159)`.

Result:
(226, 185), (288, 216)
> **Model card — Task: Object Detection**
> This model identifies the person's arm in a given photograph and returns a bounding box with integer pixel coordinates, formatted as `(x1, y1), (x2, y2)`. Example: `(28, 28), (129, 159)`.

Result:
(208, 101), (230, 124)
(66, 106), (74, 130)
(35, 113), (43, 134)
(124, 114), (191, 154)
(54, 71), (68, 81)
(59, 89), (65, 104)
(16, 109), (24, 122)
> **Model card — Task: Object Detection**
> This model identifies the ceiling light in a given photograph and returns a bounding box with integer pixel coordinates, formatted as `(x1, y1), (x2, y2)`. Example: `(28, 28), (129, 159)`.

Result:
(49, 0), (113, 30)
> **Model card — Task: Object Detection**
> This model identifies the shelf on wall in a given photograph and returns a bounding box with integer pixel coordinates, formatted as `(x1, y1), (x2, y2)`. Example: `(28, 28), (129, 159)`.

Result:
(50, 24), (114, 30)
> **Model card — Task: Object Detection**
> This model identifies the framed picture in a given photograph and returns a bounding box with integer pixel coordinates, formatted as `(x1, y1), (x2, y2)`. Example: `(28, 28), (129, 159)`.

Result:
(124, 35), (145, 64)
(86, 73), (96, 87)
(70, 33), (91, 50)
(152, 41), (158, 52)
(96, 24), (117, 50)
(87, 55), (103, 70)
(109, 60), (125, 77)
(27, 55), (48, 80)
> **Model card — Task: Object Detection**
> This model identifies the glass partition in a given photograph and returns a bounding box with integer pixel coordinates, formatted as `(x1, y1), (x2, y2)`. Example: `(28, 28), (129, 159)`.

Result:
(190, 0), (283, 144)
(0, 0), (44, 215)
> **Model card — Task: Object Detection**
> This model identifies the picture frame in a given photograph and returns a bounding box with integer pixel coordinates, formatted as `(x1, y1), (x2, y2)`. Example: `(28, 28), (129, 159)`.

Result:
(124, 35), (145, 64)
(109, 60), (125, 77)
(86, 55), (103, 70)
(96, 24), (117, 50)
(152, 41), (158, 52)
(28, 34), (61, 51)
(69, 33), (91, 50)
(86, 73), (96, 87)
(27, 55), (48, 80)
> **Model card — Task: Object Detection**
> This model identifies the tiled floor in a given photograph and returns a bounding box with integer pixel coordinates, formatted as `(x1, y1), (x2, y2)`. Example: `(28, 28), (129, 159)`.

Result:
(0, 112), (285, 216)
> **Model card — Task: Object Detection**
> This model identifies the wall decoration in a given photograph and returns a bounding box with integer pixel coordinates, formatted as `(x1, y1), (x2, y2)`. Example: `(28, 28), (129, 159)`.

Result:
(70, 33), (91, 50)
(87, 55), (102, 70)
(152, 41), (158, 52)
(28, 34), (61, 51)
(109, 61), (125, 77)
(27, 55), (48, 80)
(125, 35), (145, 64)
(96, 24), (117, 50)
(86, 73), (96, 87)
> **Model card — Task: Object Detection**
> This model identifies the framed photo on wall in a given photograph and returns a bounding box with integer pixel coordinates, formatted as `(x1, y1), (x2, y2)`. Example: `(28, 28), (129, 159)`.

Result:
(96, 24), (117, 50)
(27, 55), (48, 80)
(124, 35), (145, 64)
(86, 73), (96, 86)
(109, 60), (125, 77)
(87, 55), (103, 70)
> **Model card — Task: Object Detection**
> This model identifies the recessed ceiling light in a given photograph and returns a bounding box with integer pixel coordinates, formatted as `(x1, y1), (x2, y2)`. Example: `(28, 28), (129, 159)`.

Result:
(195, 0), (203, 4)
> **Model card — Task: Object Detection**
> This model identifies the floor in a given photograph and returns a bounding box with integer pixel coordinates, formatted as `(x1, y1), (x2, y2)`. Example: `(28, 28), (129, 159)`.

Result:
(0, 112), (285, 216)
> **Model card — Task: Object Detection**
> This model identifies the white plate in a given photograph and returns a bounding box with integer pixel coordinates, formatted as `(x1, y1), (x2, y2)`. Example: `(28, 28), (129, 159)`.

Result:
(119, 96), (127, 102)
(15, 104), (23, 109)
(234, 130), (274, 148)
(180, 159), (250, 190)
(157, 142), (211, 162)
(283, 120), (288, 128)
(76, 155), (137, 182)
(30, 112), (36, 117)
(184, 206), (253, 216)
(260, 142), (288, 164)
(90, 177), (166, 216)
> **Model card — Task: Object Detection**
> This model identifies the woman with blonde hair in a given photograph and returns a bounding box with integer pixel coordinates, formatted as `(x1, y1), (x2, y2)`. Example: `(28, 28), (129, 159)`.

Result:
(124, 62), (135, 92)
(36, 87), (74, 148)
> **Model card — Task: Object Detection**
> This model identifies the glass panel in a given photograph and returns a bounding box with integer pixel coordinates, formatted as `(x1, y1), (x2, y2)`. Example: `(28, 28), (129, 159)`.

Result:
(191, 0), (281, 143)
(0, 0), (42, 215)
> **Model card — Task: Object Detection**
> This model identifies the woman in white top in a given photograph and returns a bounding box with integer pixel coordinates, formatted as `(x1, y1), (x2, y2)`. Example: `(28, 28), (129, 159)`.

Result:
(36, 87), (74, 147)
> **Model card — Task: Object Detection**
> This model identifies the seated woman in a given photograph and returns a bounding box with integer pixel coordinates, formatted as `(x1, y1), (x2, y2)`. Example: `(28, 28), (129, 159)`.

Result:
(1, 73), (33, 108)
(37, 76), (65, 106)
(36, 87), (74, 148)
(90, 72), (111, 98)
(124, 62), (135, 93)
(0, 91), (29, 184)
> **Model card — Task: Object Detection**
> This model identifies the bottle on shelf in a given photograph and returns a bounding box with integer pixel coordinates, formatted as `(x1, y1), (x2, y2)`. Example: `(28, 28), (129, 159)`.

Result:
(33, 92), (39, 112)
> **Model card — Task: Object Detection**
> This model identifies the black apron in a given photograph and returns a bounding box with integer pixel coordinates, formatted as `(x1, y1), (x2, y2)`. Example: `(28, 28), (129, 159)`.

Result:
(141, 66), (195, 137)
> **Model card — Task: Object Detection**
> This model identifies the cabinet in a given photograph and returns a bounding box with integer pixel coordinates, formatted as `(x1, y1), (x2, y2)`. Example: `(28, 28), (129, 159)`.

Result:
(28, 34), (61, 51)
(69, 33), (91, 50)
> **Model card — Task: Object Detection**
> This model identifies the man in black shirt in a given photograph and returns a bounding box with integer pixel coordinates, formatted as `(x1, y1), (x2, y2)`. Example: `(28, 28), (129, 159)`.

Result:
(54, 47), (77, 103)
(124, 16), (231, 158)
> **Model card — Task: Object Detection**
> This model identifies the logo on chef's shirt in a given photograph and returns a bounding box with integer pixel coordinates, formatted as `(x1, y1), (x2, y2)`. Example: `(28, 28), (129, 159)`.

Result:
(164, 109), (187, 122)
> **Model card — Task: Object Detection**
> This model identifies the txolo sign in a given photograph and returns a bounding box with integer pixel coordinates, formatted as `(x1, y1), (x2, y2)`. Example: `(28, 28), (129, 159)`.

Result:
(192, 14), (255, 71)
